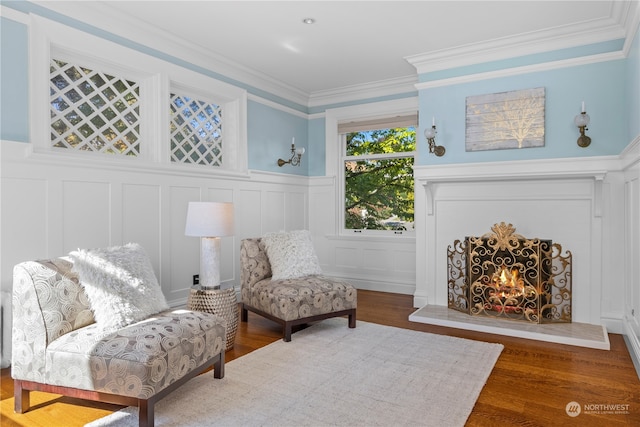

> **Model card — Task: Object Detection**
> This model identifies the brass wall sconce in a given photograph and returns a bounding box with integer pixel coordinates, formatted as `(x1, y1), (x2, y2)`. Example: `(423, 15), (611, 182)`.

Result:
(424, 118), (445, 157)
(574, 102), (591, 147)
(277, 138), (305, 167)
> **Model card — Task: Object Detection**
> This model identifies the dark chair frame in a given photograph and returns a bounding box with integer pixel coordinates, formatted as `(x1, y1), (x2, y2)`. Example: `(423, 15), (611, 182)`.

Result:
(14, 352), (224, 427)
(241, 303), (356, 342)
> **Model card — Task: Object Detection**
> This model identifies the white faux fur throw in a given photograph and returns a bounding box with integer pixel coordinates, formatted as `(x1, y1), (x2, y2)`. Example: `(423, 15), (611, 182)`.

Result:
(70, 243), (169, 331)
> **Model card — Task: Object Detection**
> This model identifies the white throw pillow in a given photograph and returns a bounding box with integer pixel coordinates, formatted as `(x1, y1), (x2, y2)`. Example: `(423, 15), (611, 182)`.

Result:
(69, 243), (169, 331)
(262, 230), (322, 280)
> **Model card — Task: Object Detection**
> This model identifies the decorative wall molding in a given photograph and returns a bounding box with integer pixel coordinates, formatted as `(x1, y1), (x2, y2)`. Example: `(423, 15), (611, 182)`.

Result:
(0, 4), (30, 23)
(414, 51), (625, 90)
(415, 156), (617, 217)
(307, 75), (418, 108)
(621, 134), (640, 170)
(406, 1), (629, 75)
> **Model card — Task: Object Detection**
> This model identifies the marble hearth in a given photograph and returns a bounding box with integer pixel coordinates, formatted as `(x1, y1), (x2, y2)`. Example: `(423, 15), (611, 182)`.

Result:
(409, 305), (609, 350)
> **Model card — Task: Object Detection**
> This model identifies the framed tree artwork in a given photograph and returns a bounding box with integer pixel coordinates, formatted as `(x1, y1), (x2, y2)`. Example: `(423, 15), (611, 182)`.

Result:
(465, 87), (545, 151)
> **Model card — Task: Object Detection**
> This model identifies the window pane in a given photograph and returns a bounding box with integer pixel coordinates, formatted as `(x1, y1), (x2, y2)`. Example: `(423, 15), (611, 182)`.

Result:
(49, 58), (141, 156)
(346, 127), (415, 156)
(344, 156), (414, 231)
(169, 93), (223, 167)
(344, 127), (415, 231)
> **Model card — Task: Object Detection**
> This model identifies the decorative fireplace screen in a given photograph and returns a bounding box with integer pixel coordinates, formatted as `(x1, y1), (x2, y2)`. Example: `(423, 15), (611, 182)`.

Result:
(447, 222), (572, 323)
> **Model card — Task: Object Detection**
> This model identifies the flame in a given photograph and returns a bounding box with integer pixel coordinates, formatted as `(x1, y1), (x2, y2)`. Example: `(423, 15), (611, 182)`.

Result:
(492, 265), (524, 299)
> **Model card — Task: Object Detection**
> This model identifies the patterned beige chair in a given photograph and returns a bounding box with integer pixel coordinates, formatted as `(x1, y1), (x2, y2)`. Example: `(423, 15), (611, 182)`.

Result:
(240, 233), (357, 341)
(11, 245), (226, 427)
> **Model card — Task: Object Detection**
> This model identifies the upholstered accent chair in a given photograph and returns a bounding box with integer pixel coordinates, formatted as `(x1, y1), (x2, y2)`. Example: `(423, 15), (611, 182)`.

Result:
(240, 235), (357, 341)
(12, 247), (226, 427)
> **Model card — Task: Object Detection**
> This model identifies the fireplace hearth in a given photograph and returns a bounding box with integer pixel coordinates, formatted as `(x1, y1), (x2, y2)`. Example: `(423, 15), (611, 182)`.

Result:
(447, 222), (572, 324)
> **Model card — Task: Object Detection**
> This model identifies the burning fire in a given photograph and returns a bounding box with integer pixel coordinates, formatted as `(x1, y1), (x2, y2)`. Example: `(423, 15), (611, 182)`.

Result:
(491, 265), (524, 299)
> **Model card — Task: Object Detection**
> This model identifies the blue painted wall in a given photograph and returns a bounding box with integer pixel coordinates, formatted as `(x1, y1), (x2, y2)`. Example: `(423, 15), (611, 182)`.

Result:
(1, 2), (638, 176)
(417, 60), (628, 166)
(307, 118), (326, 176)
(0, 17), (29, 142)
(627, 24), (640, 140)
(247, 101), (309, 175)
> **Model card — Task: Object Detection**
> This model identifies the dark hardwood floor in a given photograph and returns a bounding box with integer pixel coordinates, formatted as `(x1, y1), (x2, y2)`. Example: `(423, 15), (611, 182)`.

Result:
(1, 290), (638, 426)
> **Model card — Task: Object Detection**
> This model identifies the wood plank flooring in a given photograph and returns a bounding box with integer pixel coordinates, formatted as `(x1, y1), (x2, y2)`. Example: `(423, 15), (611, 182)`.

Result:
(1, 290), (638, 426)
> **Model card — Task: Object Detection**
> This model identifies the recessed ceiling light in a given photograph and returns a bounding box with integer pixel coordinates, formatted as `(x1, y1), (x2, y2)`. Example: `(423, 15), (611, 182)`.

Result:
(302, 18), (315, 24)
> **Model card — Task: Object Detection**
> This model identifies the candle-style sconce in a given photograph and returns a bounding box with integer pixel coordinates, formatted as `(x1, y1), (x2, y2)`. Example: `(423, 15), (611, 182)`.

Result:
(424, 118), (445, 157)
(278, 138), (305, 167)
(574, 101), (591, 148)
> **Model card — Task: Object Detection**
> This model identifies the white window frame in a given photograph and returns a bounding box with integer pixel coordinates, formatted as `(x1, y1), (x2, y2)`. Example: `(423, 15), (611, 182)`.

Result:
(29, 14), (247, 174)
(325, 97), (419, 237)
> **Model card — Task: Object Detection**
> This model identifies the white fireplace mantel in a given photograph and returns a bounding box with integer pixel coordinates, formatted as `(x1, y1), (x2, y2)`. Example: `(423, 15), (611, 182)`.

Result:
(413, 154), (626, 329)
(414, 156), (619, 217)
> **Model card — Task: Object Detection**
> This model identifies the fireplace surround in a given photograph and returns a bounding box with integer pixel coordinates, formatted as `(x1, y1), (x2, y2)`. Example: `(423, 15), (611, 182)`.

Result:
(447, 222), (572, 324)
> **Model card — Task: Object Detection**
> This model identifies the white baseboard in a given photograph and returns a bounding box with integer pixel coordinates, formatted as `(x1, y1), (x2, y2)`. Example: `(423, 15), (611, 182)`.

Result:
(601, 313), (625, 334)
(345, 278), (415, 295)
(622, 317), (640, 380)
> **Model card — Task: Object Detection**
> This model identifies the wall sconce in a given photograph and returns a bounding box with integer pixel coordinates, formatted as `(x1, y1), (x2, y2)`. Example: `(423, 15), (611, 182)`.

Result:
(424, 118), (445, 157)
(574, 102), (591, 148)
(277, 137), (305, 166)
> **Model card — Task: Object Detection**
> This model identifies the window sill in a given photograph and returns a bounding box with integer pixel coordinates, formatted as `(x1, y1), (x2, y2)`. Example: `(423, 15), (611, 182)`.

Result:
(6, 143), (251, 180)
(325, 233), (416, 244)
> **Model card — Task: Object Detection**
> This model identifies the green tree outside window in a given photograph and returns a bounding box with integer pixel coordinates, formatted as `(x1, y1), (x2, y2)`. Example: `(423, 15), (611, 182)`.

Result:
(344, 127), (415, 231)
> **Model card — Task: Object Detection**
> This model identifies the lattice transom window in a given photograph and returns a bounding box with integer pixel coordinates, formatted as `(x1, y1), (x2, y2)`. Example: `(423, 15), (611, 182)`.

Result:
(49, 59), (141, 156)
(170, 94), (223, 166)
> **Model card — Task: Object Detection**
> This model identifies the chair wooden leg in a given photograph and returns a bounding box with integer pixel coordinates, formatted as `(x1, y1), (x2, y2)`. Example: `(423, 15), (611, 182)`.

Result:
(283, 322), (292, 342)
(138, 399), (153, 427)
(14, 380), (30, 413)
(214, 351), (225, 379)
(349, 311), (356, 328)
(241, 305), (248, 322)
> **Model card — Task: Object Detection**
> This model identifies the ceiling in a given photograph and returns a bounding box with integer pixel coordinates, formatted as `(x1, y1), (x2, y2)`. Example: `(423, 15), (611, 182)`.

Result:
(36, 1), (633, 104)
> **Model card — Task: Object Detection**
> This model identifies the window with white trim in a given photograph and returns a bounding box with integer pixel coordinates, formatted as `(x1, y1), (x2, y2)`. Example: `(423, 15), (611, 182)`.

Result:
(49, 58), (141, 156)
(33, 15), (247, 172)
(339, 115), (417, 235)
(169, 93), (223, 166)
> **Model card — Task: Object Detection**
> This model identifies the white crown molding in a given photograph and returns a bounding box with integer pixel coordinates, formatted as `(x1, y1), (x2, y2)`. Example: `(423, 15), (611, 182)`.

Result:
(406, 5), (628, 75)
(307, 75), (418, 108)
(18, 1), (640, 110)
(31, 1), (311, 107)
(0, 4), (29, 23)
(25, 1), (415, 109)
(415, 50), (625, 90)
(248, 94), (309, 120)
(622, 0), (640, 56)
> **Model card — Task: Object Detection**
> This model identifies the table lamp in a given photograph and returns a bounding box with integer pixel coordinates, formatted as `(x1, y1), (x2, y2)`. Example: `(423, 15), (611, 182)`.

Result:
(185, 201), (235, 289)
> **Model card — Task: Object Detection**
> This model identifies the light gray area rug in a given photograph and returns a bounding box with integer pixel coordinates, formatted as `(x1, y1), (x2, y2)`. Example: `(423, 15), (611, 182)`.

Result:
(87, 319), (503, 427)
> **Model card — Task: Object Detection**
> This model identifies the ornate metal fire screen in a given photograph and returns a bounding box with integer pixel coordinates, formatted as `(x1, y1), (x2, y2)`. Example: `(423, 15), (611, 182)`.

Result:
(447, 222), (572, 323)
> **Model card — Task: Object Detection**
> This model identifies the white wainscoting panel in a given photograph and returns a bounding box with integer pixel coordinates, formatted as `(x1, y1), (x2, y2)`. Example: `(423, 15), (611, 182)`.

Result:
(62, 181), (111, 252)
(236, 188), (263, 239)
(308, 177), (417, 295)
(622, 139), (640, 372)
(0, 143), (312, 364)
(1, 178), (49, 263)
(168, 186), (201, 300)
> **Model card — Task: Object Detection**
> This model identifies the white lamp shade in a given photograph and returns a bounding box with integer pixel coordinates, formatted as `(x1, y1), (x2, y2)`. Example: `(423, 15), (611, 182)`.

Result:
(185, 202), (235, 237)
